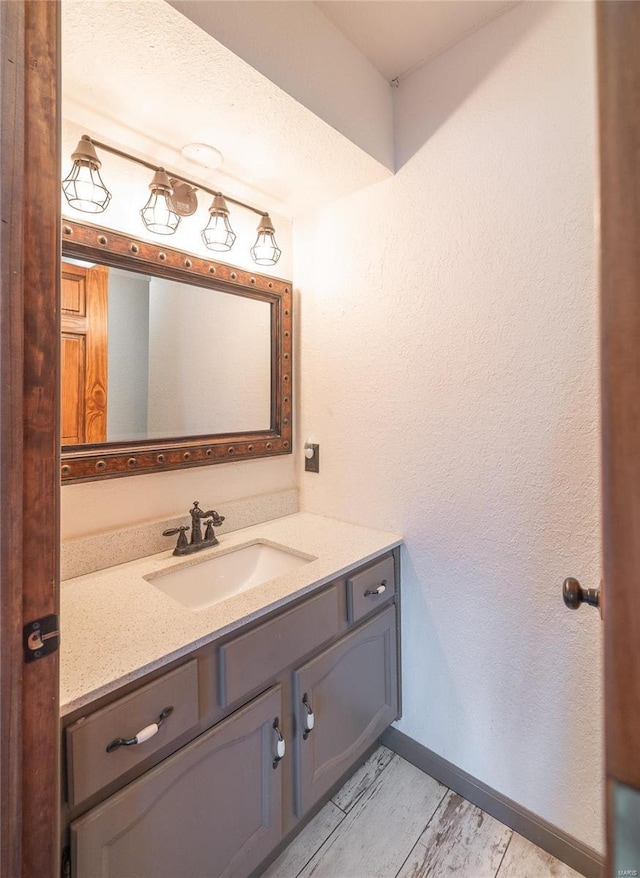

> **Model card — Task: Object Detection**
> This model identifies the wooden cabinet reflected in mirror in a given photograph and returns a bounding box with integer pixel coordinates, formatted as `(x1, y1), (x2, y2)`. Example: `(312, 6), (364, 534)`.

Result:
(60, 220), (293, 484)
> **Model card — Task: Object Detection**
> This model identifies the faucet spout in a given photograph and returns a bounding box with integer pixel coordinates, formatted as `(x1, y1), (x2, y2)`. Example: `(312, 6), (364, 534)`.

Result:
(189, 501), (206, 544)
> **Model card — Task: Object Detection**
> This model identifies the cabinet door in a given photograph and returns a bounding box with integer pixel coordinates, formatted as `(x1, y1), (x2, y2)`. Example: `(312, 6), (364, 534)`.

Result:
(61, 261), (108, 445)
(293, 606), (398, 816)
(71, 686), (284, 878)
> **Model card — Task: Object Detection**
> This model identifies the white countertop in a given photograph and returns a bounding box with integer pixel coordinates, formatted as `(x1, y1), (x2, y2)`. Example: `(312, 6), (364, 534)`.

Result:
(60, 512), (402, 716)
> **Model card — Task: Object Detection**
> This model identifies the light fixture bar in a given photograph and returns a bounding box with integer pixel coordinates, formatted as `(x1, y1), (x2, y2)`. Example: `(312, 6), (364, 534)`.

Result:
(85, 136), (267, 219)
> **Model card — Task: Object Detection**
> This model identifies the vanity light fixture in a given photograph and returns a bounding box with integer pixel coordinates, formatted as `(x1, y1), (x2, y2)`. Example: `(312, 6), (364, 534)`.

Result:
(61, 135), (282, 266)
(140, 168), (180, 235)
(201, 194), (236, 252)
(62, 135), (112, 213)
(168, 179), (199, 216)
(250, 214), (282, 266)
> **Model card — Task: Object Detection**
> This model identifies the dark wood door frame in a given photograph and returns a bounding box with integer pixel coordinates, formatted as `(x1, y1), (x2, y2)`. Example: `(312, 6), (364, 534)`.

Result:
(0, 5), (26, 874)
(598, 3), (640, 875)
(1, 3), (60, 877)
(1, 3), (639, 878)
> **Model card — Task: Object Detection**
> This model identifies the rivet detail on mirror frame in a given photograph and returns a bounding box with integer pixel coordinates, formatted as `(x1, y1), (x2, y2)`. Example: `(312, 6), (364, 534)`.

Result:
(60, 219), (293, 483)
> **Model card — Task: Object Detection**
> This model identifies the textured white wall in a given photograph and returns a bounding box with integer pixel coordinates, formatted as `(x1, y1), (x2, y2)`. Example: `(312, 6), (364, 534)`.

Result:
(61, 455), (296, 539)
(296, 1), (602, 851)
(62, 2), (392, 219)
(168, 0), (394, 170)
(146, 279), (271, 435)
(106, 270), (150, 442)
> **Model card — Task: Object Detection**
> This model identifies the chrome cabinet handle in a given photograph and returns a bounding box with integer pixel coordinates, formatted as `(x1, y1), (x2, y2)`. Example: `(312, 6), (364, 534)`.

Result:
(302, 694), (314, 740)
(364, 580), (387, 597)
(273, 718), (285, 768)
(562, 577), (601, 612)
(106, 706), (174, 753)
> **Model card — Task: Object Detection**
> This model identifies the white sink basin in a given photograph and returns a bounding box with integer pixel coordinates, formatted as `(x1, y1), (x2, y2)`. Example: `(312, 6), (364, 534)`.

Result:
(146, 541), (315, 611)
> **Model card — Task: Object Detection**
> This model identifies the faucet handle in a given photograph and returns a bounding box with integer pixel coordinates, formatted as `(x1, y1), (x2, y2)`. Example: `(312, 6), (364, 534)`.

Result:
(163, 525), (190, 551)
(203, 516), (224, 541)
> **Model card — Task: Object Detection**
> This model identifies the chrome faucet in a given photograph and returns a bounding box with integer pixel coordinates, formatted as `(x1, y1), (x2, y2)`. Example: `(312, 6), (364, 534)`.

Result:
(163, 500), (225, 556)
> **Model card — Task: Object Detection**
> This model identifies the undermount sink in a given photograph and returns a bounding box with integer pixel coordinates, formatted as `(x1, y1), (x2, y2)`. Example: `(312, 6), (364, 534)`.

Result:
(145, 541), (315, 611)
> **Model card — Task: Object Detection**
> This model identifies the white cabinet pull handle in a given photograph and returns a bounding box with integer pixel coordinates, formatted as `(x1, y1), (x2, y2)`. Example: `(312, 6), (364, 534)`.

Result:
(106, 706), (174, 753)
(273, 718), (285, 768)
(365, 580), (387, 597)
(302, 694), (314, 740)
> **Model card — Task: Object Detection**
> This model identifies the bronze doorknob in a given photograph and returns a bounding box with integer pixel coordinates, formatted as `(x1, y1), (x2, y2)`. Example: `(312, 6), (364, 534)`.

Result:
(562, 577), (600, 611)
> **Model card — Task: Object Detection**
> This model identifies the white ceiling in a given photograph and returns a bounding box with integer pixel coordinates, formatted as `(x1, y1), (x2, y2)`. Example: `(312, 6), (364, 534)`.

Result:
(61, 0), (391, 218)
(315, 1), (518, 81)
(62, 0), (519, 218)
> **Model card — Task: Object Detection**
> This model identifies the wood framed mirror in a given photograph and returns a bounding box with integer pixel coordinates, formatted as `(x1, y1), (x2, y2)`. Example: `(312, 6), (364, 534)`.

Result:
(60, 219), (292, 483)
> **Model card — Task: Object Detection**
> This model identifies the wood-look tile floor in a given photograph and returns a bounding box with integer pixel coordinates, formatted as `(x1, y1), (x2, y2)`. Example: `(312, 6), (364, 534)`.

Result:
(261, 747), (582, 878)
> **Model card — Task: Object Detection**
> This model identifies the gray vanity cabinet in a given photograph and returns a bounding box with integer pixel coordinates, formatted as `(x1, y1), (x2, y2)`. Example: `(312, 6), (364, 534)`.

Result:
(293, 605), (398, 816)
(63, 549), (401, 878)
(71, 686), (284, 878)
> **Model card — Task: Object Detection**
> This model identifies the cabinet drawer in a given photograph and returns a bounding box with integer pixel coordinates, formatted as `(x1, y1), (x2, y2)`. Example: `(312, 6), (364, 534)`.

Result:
(346, 554), (395, 623)
(218, 584), (341, 708)
(66, 660), (199, 807)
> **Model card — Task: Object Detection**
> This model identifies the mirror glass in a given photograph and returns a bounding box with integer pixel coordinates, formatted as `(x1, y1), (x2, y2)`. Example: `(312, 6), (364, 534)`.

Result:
(61, 259), (272, 447)
(60, 220), (292, 484)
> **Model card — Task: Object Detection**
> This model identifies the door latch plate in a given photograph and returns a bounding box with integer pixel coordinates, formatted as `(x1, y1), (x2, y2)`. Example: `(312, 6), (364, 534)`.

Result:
(23, 614), (60, 662)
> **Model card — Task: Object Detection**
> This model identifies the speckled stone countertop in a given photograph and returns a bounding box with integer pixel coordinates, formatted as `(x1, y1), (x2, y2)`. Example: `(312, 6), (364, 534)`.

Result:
(60, 512), (402, 717)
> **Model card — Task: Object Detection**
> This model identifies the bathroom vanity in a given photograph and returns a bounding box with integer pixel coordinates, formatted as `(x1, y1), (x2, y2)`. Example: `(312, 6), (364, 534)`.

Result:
(59, 513), (402, 878)
(57, 221), (402, 877)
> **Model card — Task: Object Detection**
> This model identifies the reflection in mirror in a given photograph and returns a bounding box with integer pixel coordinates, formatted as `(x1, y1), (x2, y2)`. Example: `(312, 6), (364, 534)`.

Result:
(61, 260), (272, 445)
(147, 275), (271, 438)
(59, 220), (292, 484)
